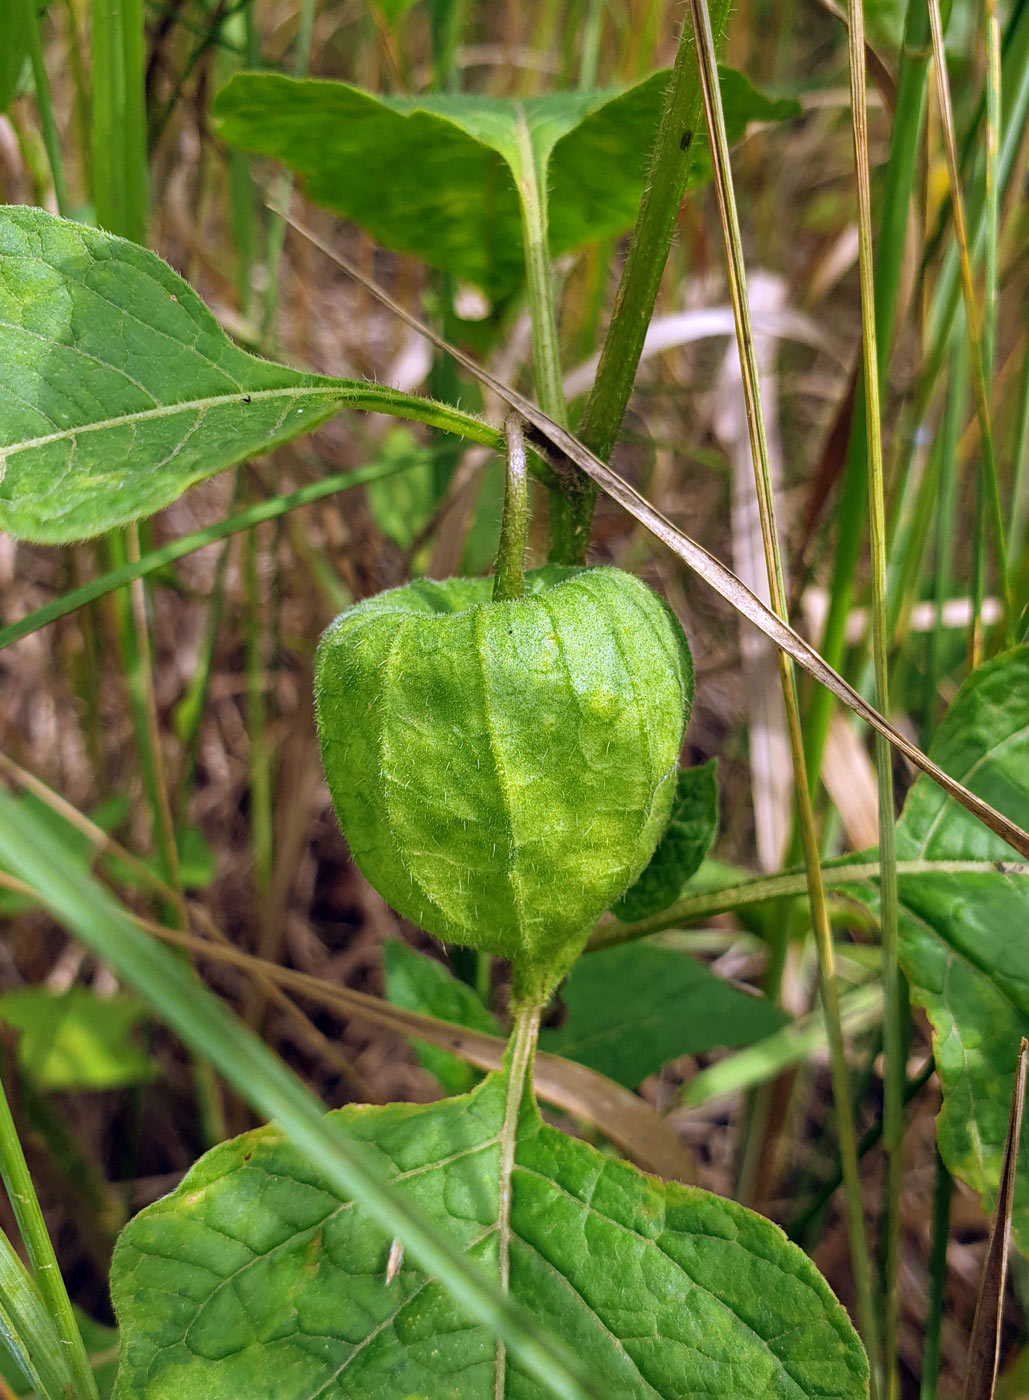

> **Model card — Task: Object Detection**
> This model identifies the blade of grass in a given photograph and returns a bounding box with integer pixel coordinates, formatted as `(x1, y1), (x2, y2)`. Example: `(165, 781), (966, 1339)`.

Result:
(16, 0), (70, 215)
(276, 206), (1029, 860)
(0, 1078), (99, 1400)
(0, 455), (438, 654)
(684, 0), (880, 1372)
(0, 754), (374, 1102)
(962, 1038), (1028, 1400)
(0, 1229), (77, 1400)
(926, 0), (1012, 648)
(800, 0), (936, 790)
(924, 332), (968, 741)
(787, 1058), (937, 1244)
(922, 0), (1029, 397)
(0, 791), (600, 1400)
(919, 1147), (953, 1400)
(1008, 353), (1029, 593)
(843, 0), (904, 1387)
(572, 0), (730, 553)
(90, 0), (147, 242)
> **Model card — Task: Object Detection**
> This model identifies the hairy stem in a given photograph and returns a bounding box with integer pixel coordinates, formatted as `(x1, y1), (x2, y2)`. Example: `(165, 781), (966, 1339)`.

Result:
(494, 416), (531, 602)
(495, 1003), (542, 1400)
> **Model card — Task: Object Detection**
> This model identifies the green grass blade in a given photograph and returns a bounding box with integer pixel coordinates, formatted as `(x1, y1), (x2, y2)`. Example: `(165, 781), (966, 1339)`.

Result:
(575, 0), (730, 487)
(90, 0), (147, 242)
(0, 1226), (78, 1400)
(843, 0), (904, 1387)
(685, 0), (881, 1375)
(927, 0), (1012, 646)
(801, 0), (933, 789)
(0, 1076), (100, 1399)
(16, 0), (70, 215)
(0, 456), (419, 653)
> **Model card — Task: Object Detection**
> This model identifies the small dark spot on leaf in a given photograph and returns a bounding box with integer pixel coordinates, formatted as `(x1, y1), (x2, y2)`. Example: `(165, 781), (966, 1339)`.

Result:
(242, 394), (252, 403)
(680, 129), (693, 151)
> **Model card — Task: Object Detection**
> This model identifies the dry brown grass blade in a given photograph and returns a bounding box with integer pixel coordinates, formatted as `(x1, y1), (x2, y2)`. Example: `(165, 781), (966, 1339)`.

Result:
(277, 208), (1029, 861)
(963, 1037), (1028, 1400)
(136, 921), (700, 1186)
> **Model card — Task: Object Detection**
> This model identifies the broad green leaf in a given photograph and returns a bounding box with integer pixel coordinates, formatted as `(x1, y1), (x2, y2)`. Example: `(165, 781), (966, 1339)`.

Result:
(845, 647), (1029, 1248)
(383, 938), (500, 1094)
(540, 941), (788, 1088)
(0, 206), (501, 544)
(213, 70), (799, 297)
(0, 987), (153, 1091)
(111, 1067), (867, 1399)
(612, 760), (719, 921)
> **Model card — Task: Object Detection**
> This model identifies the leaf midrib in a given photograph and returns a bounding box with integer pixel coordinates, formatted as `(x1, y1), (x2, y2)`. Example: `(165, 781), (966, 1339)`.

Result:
(0, 384), (351, 461)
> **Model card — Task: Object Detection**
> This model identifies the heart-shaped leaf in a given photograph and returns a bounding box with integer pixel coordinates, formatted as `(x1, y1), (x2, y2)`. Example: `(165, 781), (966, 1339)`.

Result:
(844, 647), (1029, 1247)
(213, 70), (799, 298)
(111, 1066), (868, 1399)
(0, 206), (500, 543)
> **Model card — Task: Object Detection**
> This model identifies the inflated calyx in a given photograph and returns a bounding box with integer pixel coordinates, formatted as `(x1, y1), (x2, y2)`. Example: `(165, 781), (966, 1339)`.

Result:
(315, 565), (693, 1003)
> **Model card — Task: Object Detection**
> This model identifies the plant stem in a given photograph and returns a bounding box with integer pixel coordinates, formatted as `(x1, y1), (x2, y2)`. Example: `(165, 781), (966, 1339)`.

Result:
(18, 0), (71, 216)
(494, 416), (531, 601)
(494, 1003), (542, 1399)
(90, 0), (147, 242)
(590, 855), (1029, 949)
(512, 109), (584, 563)
(800, 0), (934, 791)
(926, 0), (1012, 647)
(685, 0), (881, 1380)
(843, 0), (903, 1388)
(576, 0), (729, 471)
(918, 1148), (952, 1400)
(0, 1072), (100, 1400)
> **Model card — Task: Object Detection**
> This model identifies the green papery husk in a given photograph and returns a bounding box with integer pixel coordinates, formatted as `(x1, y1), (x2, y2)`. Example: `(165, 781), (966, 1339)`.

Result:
(315, 565), (693, 1003)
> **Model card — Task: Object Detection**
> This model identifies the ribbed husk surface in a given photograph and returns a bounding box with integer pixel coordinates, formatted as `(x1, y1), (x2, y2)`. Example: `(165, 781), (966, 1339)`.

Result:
(316, 565), (693, 1002)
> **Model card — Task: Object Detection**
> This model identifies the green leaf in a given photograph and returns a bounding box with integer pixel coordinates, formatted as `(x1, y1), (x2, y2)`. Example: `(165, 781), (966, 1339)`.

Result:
(0, 206), (501, 544)
(213, 69), (799, 298)
(844, 647), (1029, 1248)
(0, 987), (153, 1091)
(540, 941), (789, 1088)
(612, 760), (719, 921)
(383, 939), (500, 1094)
(111, 1068), (867, 1399)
